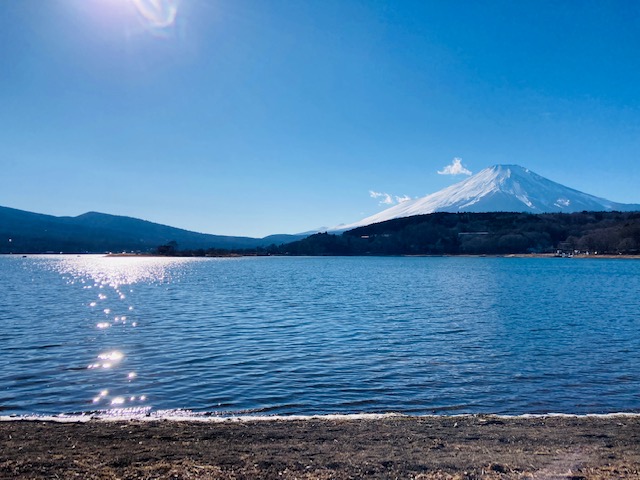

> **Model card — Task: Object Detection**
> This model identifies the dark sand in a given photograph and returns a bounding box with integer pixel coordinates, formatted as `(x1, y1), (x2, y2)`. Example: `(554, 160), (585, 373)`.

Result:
(2, 415), (640, 479)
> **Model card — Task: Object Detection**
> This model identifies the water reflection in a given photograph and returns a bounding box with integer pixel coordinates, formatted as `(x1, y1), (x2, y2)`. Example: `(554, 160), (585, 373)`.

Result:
(47, 255), (199, 413)
(53, 255), (194, 287)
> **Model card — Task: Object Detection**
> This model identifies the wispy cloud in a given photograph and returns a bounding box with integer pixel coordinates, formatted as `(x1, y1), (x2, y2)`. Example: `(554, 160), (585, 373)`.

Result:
(437, 157), (472, 176)
(370, 191), (412, 206)
(369, 191), (394, 205)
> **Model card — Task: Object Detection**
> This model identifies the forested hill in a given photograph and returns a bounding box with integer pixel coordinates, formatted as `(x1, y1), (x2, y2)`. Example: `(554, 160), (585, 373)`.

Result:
(277, 211), (640, 256)
(0, 206), (304, 253)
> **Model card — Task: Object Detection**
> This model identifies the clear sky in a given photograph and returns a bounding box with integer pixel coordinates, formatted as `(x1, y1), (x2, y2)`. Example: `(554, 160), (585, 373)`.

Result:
(1, 0), (639, 237)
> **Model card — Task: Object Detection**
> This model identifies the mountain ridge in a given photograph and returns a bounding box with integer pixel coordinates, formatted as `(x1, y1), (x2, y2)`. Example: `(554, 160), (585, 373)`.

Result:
(3, 165), (639, 253)
(0, 206), (305, 253)
(334, 165), (640, 231)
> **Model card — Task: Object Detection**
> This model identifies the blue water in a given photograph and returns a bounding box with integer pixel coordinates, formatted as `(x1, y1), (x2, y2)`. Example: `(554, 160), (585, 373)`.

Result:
(1, 254), (639, 417)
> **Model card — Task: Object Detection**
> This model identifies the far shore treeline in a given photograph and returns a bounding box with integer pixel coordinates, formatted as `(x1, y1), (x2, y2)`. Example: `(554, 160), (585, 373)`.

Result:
(157, 211), (640, 257)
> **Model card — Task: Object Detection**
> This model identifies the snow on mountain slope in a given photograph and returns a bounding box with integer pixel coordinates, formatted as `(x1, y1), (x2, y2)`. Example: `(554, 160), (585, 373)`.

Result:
(334, 165), (640, 231)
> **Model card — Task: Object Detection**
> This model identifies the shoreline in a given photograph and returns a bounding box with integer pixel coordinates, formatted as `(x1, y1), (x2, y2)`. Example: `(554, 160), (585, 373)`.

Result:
(106, 252), (640, 259)
(4, 252), (640, 260)
(2, 414), (640, 479)
(3, 411), (640, 423)
(30, 252), (640, 259)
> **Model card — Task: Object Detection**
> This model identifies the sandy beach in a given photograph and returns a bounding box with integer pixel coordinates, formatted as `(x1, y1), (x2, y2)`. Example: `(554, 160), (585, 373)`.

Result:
(2, 414), (640, 479)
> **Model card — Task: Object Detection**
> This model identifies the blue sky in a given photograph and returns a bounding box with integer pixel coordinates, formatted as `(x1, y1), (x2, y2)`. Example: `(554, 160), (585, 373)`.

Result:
(1, 0), (639, 237)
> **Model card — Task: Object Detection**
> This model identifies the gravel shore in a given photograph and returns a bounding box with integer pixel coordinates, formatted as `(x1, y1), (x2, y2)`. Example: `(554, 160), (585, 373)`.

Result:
(2, 415), (640, 479)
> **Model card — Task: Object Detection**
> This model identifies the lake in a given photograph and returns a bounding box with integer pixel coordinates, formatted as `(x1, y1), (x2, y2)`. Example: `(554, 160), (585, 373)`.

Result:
(1, 254), (639, 418)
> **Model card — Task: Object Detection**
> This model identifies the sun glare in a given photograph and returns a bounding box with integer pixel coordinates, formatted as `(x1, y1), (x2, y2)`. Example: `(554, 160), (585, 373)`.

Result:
(96, 0), (178, 32)
(131, 0), (178, 29)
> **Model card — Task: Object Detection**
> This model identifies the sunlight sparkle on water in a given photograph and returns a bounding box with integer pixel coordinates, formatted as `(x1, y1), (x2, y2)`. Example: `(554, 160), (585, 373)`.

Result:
(53, 255), (195, 287)
(98, 351), (124, 362)
(89, 350), (125, 369)
(32, 255), (200, 415)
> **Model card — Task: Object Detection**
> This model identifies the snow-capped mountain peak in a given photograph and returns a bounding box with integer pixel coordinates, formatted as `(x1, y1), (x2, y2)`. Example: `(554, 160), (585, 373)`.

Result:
(333, 164), (640, 231)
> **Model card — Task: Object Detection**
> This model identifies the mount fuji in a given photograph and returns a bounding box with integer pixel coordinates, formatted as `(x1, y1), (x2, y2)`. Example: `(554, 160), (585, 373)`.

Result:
(334, 165), (640, 231)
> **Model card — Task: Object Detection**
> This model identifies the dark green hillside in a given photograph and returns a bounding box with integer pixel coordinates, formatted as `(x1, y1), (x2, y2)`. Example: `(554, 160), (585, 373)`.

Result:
(277, 212), (640, 256)
(0, 206), (305, 254)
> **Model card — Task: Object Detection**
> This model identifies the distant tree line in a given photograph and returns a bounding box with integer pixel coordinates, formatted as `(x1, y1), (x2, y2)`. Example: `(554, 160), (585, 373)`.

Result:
(155, 211), (640, 257)
(154, 240), (279, 257)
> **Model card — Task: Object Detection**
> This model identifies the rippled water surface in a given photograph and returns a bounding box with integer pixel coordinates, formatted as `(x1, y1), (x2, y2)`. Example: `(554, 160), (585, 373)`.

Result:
(1, 255), (639, 417)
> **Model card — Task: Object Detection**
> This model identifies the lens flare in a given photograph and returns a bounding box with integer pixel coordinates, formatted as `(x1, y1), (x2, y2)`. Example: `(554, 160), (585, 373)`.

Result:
(132, 0), (178, 29)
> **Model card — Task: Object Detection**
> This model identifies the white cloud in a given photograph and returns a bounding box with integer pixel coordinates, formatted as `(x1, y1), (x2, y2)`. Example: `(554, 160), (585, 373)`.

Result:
(437, 157), (472, 176)
(369, 191), (394, 205)
(370, 191), (412, 206)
